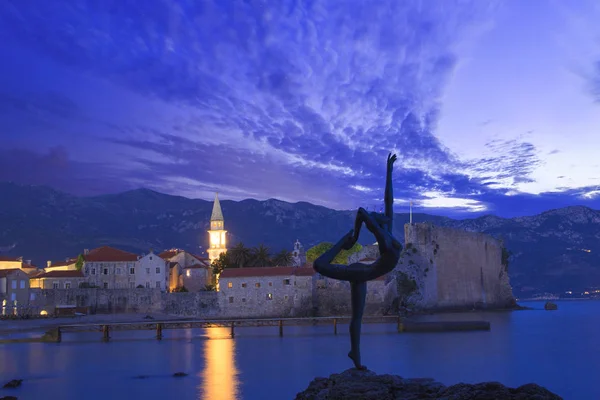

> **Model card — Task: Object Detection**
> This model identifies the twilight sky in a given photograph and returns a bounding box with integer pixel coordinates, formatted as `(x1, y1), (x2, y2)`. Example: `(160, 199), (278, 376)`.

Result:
(1, 0), (599, 218)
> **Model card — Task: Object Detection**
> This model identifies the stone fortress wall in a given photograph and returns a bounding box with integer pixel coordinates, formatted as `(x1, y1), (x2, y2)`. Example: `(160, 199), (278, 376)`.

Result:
(397, 223), (515, 310)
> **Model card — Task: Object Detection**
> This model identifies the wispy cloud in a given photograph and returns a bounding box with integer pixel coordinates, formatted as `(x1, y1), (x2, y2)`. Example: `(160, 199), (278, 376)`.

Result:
(0, 0), (599, 217)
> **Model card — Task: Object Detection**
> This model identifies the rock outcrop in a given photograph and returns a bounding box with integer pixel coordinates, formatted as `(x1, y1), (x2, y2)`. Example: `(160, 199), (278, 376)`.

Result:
(295, 369), (563, 400)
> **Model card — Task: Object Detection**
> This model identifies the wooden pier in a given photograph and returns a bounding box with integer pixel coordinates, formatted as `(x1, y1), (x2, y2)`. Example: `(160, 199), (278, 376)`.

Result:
(32, 316), (491, 343)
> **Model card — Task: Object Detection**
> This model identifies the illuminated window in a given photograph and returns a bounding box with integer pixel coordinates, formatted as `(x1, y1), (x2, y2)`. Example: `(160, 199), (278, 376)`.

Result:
(266, 293), (273, 300)
(255, 283), (261, 288)
(186, 270), (191, 277)
(228, 282), (233, 288)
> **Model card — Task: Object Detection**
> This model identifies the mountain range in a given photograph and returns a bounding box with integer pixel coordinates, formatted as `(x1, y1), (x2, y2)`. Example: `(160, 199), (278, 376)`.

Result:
(1, 181), (599, 296)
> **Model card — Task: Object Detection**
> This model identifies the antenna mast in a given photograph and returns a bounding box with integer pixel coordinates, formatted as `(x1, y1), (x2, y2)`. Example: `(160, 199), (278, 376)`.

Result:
(409, 201), (413, 224)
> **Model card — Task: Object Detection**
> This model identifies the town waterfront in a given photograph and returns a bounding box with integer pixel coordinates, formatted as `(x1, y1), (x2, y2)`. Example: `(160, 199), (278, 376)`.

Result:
(1, 300), (599, 400)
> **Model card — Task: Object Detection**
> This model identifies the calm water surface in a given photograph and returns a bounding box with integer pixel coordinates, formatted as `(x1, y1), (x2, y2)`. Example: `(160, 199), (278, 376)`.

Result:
(1, 300), (599, 400)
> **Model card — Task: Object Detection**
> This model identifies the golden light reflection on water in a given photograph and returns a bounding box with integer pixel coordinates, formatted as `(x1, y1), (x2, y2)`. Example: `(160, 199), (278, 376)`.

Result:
(199, 327), (240, 400)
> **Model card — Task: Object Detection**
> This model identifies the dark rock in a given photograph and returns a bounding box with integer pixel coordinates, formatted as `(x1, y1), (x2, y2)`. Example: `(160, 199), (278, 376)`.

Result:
(544, 302), (558, 310)
(173, 372), (188, 377)
(3, 380), (22, 389)
(295, 369), (562, 400)
(1, 396), (18, 400)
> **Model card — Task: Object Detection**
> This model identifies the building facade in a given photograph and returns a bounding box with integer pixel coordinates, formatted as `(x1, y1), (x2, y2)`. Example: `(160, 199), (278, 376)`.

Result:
(219, 267), (315, 317)
(83, 246), (139, 289)
(0, 268), (31, 315)
(0, 256), (39, 275)
(159, 249), (212, 291)
(30, 270), (86, 290)
(136, 251), (168, 290)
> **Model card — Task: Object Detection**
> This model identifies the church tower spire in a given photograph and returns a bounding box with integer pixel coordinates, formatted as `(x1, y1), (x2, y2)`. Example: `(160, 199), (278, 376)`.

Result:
(207, 192), (227, 265)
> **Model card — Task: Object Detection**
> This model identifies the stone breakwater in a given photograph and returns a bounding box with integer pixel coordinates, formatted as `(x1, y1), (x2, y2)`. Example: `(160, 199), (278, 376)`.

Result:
(295, 369), (562, 400)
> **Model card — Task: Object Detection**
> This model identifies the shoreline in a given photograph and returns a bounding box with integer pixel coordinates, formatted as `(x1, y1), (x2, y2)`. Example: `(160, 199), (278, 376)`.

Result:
(0, 306), (526, 337)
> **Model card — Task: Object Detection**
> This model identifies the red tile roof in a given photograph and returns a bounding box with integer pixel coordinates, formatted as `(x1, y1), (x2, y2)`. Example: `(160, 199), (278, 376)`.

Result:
(85, 246), (138, 262)
(34, 270), (85, 279)
(159, 249), (181, 259)
(0, 268), (27, 278)
(220, 266), (315, 278)
(0, 256), (21, 262)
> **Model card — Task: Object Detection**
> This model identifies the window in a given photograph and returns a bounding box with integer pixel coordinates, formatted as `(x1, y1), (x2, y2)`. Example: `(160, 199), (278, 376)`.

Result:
(65, 282), (71, 289)
(103, 268), (108, 275)
(53, 282), (59, 289)
(20, 280), (25, 289)
(156, 281), (161, 288)
(11, 281), (16, 290)
(30, 292), (36, 301)
(241, 283), (247, 288)
(116, 268), (121, 275)
(10, 293), (16, 302)
(145, 282), (150, 288)
(186, 270), (191, 277)
(129, 282), (135, 289)
(284, 295), (288, 300)
(228, 296), (234, 303)
(268, 282), (273, 286)
(85, 267), (89, 274)
(149, 256), (153, 260)
(92, 268), (96, 275)
(255, 283), (261, 288)
(130, 267), (135, 275)
(156, 267), (160, 274)
(228, 282), (233, 288)
(266, 293), (273, 300)
(242, 298), (246, 302)
(103, 282), (108, 289)
(284, 279), (291, 285)
(146, 268), (150, 274)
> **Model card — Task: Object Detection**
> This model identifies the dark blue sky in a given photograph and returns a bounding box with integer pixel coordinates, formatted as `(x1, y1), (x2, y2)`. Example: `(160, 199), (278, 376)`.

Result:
(0, 0), (599, 218)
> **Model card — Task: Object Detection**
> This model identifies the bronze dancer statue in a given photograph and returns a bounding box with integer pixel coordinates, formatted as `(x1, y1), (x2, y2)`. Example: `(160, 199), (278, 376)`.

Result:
(313, 153), (402, 369)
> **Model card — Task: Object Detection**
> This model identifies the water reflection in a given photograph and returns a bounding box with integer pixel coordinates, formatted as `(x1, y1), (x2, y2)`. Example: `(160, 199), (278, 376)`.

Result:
(200, 328), (239, 400)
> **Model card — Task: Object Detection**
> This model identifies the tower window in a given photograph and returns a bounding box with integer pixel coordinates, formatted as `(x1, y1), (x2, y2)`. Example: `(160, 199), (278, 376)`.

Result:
(266, 293), (273, 300)
(255, 283), (261, 288)
(228, 282), (233, 288)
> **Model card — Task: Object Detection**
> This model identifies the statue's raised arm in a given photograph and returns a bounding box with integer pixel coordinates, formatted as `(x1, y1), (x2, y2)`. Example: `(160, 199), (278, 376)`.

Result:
(385, 153), (397, 233)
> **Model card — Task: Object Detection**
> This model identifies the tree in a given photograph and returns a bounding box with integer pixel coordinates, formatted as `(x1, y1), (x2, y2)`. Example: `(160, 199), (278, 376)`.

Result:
(306, 242), (363, 265)
(212, 251), (233, 277)
(75, 254), (85, 271)
(229, 242), (252, 268)
(250, 244), (271, 267)
(272, 250), (293, 266)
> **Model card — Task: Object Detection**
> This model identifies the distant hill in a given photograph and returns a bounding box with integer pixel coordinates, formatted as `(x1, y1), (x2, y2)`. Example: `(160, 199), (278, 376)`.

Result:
(1, 182), (599, 296)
